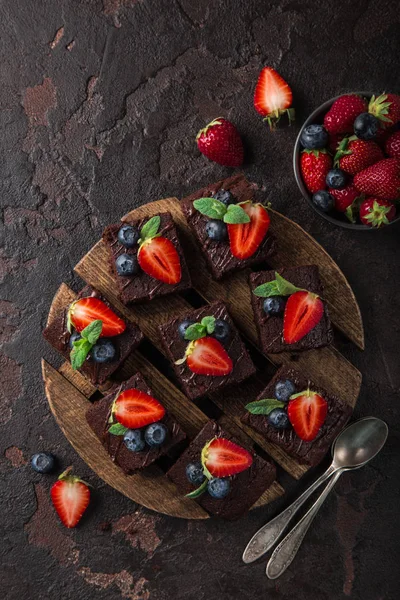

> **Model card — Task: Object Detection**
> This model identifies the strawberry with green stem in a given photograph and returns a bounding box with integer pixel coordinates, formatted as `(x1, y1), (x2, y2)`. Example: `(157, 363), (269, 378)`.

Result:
(359, 198), (396, 228)
(287, 389), (328, 441)
(300, 149), (332, 193)
(196, 118), (244, 167)
(334, 136), (383, 175)
(254, 67), (295, 129)
(106, 386), (166, 436)
(137, 216), (182, 284)
(368, 94), (400, 129)
(68, 297), (126, 337)
(51, 467), (91, 528)
(323, 94), (367, 134)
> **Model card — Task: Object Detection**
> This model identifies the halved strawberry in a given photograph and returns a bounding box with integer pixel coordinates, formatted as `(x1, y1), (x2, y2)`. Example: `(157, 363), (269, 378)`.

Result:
(69, 297), (126, 337)
(288, 390), (328, 441)
(202, 437), (253, 477)
(113, 389), (166, 429)
(138, 236), (181, 285)
(186, 337), (233, 376)
(283, 291), (324, 344)
(227, 202), (270, 260)
(51, 467), (90, 528)
(254, 67), (294, 128)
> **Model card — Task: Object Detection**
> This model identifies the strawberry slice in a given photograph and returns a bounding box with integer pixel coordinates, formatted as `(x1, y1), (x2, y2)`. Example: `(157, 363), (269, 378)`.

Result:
(114, 388), (166, 429)
(283, 291), (324, 344)
(51, 467), (90, 528)
(69, 297), (126, 337)
(288, 390), (328, 441)
(138, 237), (181, 285)
(202, 437), (253, 478)
(254, 67), (294, 128)
(186, 337), (233, 376)
(227, 202), (270, 260)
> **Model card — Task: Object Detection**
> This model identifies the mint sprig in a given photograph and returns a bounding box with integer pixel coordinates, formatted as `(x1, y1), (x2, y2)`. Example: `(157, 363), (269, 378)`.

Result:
(184, 316), (216, 341)
(138, 215), (161, 244)
(108, 423), (128, 436)
(245, 398), (285, 415)
(253, 272), (304, 298)
(193, 198), (251, 225)
(70, 319), (103, 370)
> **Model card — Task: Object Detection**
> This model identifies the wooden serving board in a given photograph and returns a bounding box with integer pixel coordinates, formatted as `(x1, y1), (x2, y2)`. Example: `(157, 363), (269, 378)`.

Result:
(42, 196), (363, 518)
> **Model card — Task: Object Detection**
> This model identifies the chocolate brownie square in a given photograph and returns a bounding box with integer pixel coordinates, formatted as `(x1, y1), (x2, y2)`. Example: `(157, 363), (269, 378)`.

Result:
(181, 173), (275, 280)
(43, 287), (143, 385)
(250, 265), (333, 354)
(167, 421), (276, 520)
(158, 301), (256, 401)
(86, 373), (186, 474)
(102, 212), (191, 304)
(241, 365), (352, 467)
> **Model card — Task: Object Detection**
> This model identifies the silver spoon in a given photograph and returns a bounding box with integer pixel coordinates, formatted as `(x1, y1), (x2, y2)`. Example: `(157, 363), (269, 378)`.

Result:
(243, 417), (388, 565)
(266, 417), (388, 579)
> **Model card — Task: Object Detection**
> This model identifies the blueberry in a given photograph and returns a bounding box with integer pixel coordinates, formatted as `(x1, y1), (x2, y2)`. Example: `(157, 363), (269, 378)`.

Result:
(178, 319), (195, 340)
(312, 190), (335, 213)
(186, 462), (206, 485)
(205, 220), (228, 242)
(213, 189), (235, 206)
(213, 319), (231, 344)
(275, 379), (296, 402)
(115, 253), (140, 276)
(354, 113), (379, 141)
(144, 422), (168, 447)
(268, 408), (291, 430)
(31, 452), (56, 474)
(207, 478), (231, 499)
(326, 168), (347, 189)
(91, 339), (116, 363)
(300, 124), (328, 150)
(117, 224), (140, 248)
(263, 296), (286, 316)
(123, 429), (146, 452)
(69, 331), (81, 348)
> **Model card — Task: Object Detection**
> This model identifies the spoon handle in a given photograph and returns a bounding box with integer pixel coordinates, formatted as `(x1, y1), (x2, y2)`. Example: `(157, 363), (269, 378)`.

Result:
(242, 463), (337, 563)
(266, 470), (342, 579)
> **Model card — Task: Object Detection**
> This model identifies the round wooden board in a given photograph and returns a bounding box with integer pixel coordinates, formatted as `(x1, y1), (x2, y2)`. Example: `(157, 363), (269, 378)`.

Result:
(43, 189), (364, 518)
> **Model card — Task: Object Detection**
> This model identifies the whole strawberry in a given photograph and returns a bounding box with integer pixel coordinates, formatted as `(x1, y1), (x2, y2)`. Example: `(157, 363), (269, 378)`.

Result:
(196, 118), (243, 167)
(324, 94), (367, 135)
(300, 149), (332, 193)
(328, 183), (362, 212)
(368, 94), (400, 129)
(354, 158), (400, 200)
(360, 198), (396, 227)
(334, 136), (383, 175)
(385, 131), (400, 159)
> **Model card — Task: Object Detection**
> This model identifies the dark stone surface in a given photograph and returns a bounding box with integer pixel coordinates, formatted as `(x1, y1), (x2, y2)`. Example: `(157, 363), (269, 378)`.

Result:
(0, 1), (399, 598)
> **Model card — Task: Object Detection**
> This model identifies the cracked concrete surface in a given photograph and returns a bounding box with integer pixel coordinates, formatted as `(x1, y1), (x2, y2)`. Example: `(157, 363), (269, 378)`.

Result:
(1, 0), (399, 598)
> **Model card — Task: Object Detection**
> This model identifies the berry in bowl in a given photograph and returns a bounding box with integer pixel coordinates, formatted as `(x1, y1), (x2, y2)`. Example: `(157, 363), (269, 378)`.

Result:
(293, 93), (400, 229)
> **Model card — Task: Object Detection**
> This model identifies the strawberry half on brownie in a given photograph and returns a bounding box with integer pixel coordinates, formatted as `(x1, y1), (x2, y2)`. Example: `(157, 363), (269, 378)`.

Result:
(158, 301), (256, 401)
(102, 212), (192, 304)
(181, 174), (275, 280)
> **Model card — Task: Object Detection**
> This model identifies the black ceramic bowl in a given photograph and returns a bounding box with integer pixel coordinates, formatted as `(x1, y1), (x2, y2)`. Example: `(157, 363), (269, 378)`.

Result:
(293, 92), (400, 230)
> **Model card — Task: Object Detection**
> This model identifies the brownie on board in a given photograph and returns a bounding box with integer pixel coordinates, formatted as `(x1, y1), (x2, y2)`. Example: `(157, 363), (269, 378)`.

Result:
(158, 301), (256, 401)
(250, 265), (333, 354)
(43, 286), (143, 385)
(181, 173), (275, 280)
(241, 365), (352, 467)
(167, 420), (277, 520)
(86, 373), (186, 474)
(102, 212), (191, 304)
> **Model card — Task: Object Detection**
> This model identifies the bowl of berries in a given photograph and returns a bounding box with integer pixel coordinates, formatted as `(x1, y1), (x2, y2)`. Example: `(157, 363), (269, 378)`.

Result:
(294, 92), (400, 229)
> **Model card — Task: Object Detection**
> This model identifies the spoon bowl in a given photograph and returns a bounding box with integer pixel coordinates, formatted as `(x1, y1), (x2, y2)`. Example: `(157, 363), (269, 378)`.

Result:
(331, 416), (388, 470)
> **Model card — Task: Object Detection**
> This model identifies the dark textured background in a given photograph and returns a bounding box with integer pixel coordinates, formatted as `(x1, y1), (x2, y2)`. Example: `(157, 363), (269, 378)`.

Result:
(1, 1), (399, 599)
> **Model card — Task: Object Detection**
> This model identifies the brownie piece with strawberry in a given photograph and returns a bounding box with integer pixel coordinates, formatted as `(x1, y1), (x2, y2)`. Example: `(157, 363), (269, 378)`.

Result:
(158, 301), (256, 401)
(43, 287), (143, 385)
(167, 420), (276, 520)
(250, 265), (333, 354)
(241, 365), (352, 467)
(102, 213), (191, 305)
(181, 173), (275, 280)
(86, 373), (186, 474)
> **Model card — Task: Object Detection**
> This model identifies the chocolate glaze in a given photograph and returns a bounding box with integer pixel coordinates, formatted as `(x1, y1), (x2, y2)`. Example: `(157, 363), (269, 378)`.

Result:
(167, 420), (276, 520)
(181, 173), (275, 280)
(241, 365), (352, 467)
(158, 301), (256, 401)
(102, 212), (192, 305)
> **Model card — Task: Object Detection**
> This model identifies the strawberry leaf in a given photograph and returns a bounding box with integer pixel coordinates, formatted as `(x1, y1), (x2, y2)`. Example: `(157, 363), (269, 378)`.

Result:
(193, 198), (227, 220)
(223, 204), (251, 224)
(245, 398), (285, 415)
(70, 339), (92, 370)
(140, 215), (161, 242)
(185, 478), (208, 498)
(80, 319), (103, 344)
(108, 423), (128, 436)
(201, 316), (215, 334)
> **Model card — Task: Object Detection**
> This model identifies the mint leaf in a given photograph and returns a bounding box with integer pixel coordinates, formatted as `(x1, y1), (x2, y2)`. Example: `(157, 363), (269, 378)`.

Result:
(275, 272), (303, 296)
(108, 423), (128, 436)
(253, 273), (303, 298)
(185, 478), (208, 499)
(223, 204), (251, 224)
(81, 319), (103, 344)
(71, 339), (92, 370)
(193, 198), (227, 220)
(140, 215), (161, 241)
(184, 323), (206, 341)
(245, 398), (285, 415)
(201, 316), (215, 334)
